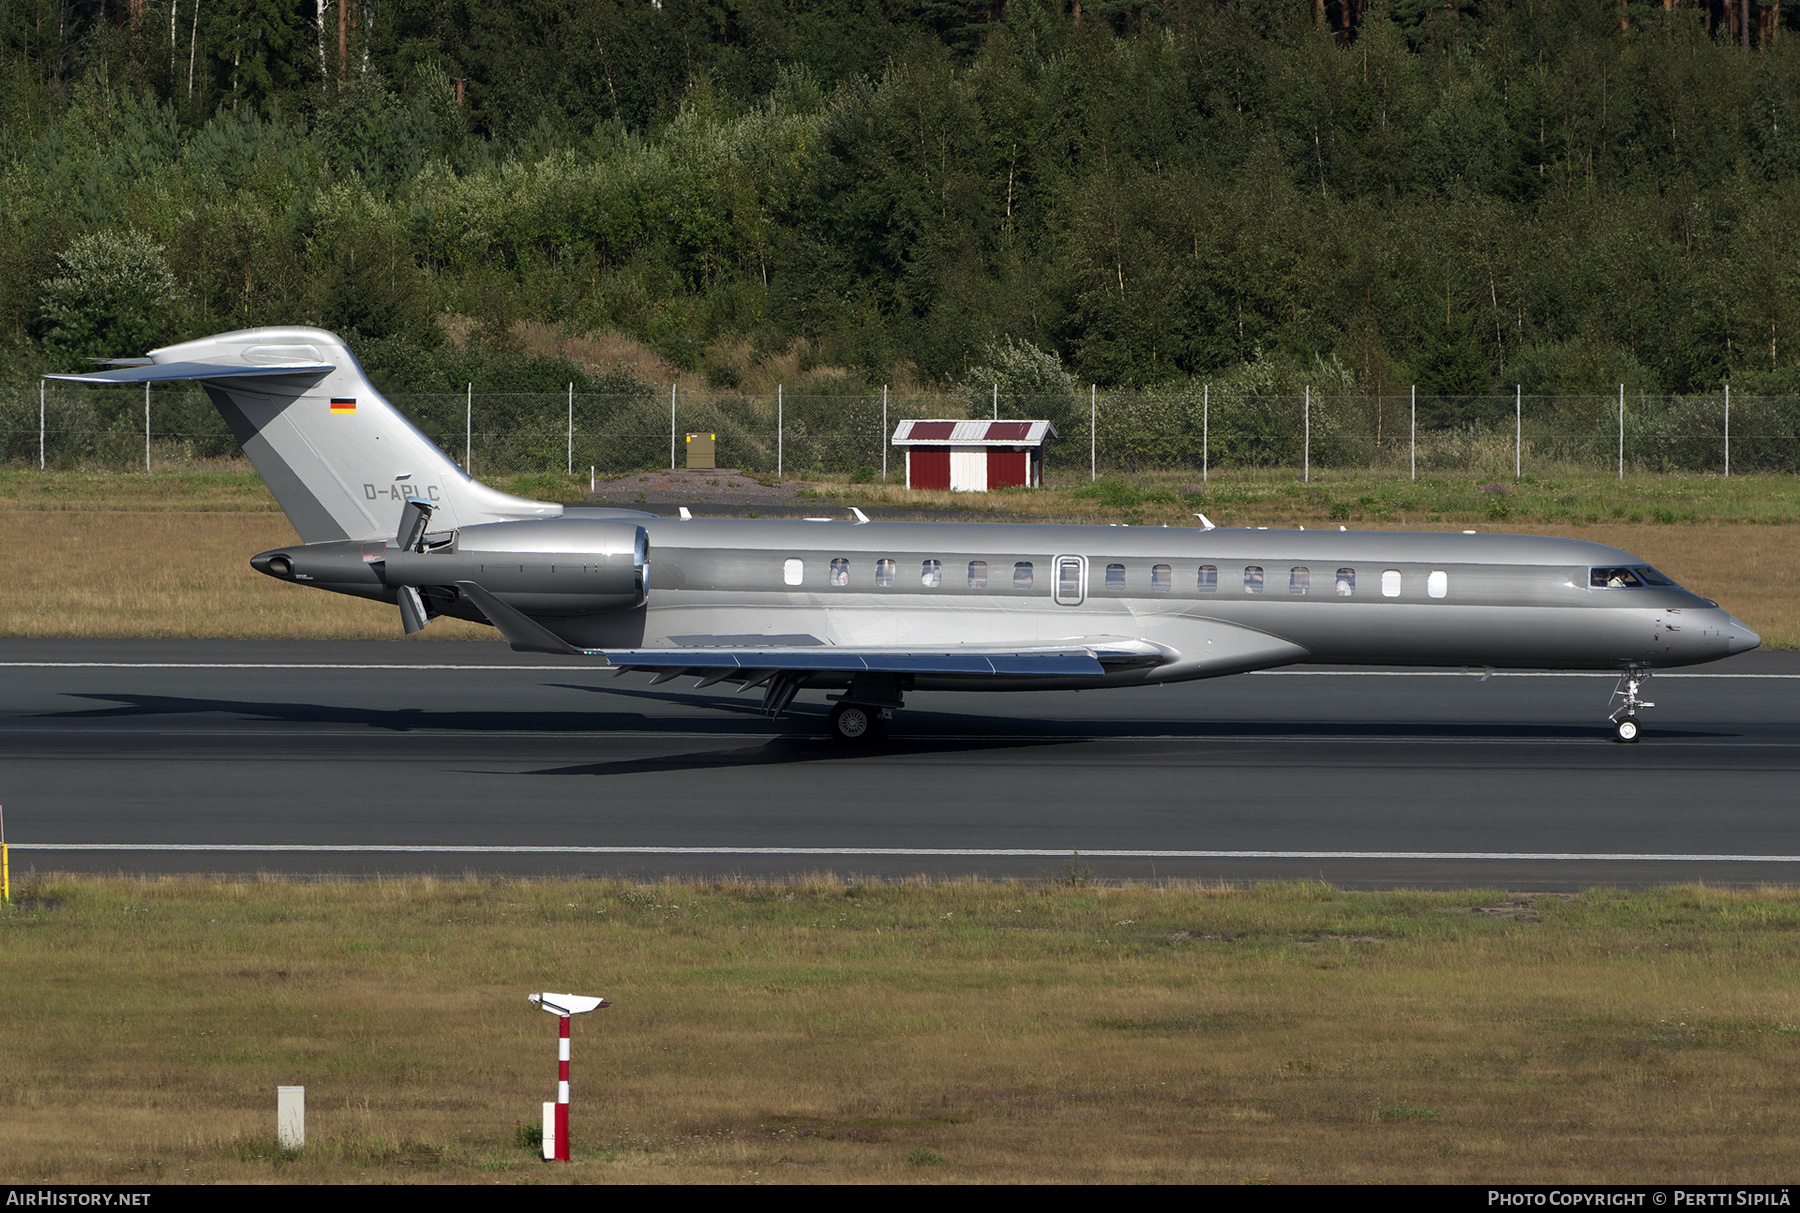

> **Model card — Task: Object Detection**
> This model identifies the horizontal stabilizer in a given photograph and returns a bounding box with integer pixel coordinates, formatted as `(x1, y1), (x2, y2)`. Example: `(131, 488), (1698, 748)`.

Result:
(44, 361), (334, 385)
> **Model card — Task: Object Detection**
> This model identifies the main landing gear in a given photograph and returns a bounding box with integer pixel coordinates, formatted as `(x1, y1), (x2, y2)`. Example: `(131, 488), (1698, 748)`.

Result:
(1608, 665), (1655, 744)
(824, 672), (904, 742)
(828, 701), (891, 742)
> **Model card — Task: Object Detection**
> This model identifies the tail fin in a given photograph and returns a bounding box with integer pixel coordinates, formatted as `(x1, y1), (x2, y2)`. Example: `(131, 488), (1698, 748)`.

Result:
(46, 326), (559, 542)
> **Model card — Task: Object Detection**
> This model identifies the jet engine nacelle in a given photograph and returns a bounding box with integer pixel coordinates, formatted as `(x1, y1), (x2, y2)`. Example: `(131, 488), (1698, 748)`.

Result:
(253, 518), (649, 617)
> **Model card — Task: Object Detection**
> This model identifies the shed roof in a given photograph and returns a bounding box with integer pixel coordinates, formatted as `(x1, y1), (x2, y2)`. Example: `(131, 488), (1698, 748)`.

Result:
(891, 419), (1057, 447)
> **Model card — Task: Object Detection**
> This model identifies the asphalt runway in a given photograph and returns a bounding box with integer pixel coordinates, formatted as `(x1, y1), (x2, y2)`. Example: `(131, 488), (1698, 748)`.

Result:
(2, 639), (1797, 889)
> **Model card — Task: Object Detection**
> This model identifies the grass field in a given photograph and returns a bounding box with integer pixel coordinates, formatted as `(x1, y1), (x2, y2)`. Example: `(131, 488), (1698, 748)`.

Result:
(3, 874), (1800, 1185)
(0, 466), (1792, 646)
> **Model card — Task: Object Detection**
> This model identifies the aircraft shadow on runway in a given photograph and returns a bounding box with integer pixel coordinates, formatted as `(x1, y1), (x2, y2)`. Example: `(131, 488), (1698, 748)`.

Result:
(39, 688), (1723, 747)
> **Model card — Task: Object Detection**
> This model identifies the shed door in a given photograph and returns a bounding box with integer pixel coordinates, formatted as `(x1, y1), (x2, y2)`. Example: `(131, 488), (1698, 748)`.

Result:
(909, 448), (950, 490)
(988, 450), (1029, 488)
(1054, 555), (1086, 605)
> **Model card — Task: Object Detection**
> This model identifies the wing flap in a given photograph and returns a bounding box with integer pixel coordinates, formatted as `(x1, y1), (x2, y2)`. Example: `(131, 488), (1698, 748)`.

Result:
(601, 648), (1107, 677)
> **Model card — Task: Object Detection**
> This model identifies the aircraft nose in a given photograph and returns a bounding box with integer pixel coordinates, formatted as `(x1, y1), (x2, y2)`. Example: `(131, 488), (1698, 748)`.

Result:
(1727, 617), (1762, 655)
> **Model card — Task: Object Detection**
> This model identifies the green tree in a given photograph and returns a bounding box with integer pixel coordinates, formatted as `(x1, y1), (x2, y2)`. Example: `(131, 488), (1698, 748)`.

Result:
(37, 230), (184, 366)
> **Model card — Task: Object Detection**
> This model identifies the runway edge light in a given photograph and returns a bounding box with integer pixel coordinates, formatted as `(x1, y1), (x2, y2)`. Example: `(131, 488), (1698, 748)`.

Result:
(529, 991), (611, 1162)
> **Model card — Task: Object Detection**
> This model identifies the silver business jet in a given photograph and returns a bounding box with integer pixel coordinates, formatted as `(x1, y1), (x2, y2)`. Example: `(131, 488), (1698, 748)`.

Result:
(51, 327), (1759, 743)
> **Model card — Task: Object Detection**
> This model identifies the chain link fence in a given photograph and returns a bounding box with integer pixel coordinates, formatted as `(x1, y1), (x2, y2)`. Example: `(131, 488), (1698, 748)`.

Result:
(2, 384), (1795, 480)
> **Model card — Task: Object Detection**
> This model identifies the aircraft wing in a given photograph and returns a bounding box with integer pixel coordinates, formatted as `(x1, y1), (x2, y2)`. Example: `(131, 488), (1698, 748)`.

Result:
(44, 361), (335, 384)
(452, 578), (1160, 711)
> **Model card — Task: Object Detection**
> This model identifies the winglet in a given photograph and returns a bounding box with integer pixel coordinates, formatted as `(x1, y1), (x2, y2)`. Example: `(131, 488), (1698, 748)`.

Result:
(1193, 513), (1216, 530)
(850, 507), (870, 523)
(678, 507), (692, 520)
(452, 581), (588, 657)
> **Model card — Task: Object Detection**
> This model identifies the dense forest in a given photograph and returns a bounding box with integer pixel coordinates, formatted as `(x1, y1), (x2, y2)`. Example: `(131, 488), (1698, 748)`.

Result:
(7, 0), (1800, 401)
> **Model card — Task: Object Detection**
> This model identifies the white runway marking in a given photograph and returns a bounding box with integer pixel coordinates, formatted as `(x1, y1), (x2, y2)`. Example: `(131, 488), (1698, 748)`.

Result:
(14, 844), (1800, 862)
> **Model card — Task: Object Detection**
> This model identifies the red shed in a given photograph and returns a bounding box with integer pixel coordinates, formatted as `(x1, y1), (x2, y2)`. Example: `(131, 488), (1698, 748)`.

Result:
(892, 419), (1056, 491)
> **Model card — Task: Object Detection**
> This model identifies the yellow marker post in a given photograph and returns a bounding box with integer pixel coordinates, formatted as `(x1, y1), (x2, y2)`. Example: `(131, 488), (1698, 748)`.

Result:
(1, 803), (9, 906)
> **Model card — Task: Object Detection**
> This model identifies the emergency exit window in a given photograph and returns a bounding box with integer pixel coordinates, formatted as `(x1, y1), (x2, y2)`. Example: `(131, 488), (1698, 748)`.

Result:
(1381, 569), (1402, 597)
(967, 560), (988, 589)
(876, 559), (896, 587)
(1197, 565), (1218, 593)
(1151, 564), (1172, 592)
(830, 558), (850, 586)
(1014, 562), (1034, 590)
(921, 559), (942, 588)
(783, 558), (804, 586)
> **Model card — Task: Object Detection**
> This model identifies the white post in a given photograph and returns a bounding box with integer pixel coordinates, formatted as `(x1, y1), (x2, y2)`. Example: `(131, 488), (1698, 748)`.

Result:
(1410, 386), (1416, 481)
(590, 465), (595, 494)
(145, 381), (151, 472)
(1515, 385), (1521, 479)
(277, 1086), (304, 1150)
(777, 385), (783, 479)
(882, 385), (888, 482)
(993, 383), (998, 420)
(1303, 386), (1310, 483)
(1090, 384), (1096, 483)
(670, 383), (677, 471)
(39, 379), (45, 470)
(1202, 385), (1209, 483)
(567, 383), (573, 476)
(465, 383), (471, 472)
(1618, 383), (1624, 481)
(1724, 383), (1731, 478)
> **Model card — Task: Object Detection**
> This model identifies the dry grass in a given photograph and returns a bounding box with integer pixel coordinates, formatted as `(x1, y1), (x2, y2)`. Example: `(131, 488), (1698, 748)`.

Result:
(3, 875), (1800, 1185)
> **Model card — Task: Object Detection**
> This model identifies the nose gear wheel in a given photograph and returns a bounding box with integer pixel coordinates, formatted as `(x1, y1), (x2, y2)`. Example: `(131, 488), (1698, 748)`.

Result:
(1608, 665), (1655, 743)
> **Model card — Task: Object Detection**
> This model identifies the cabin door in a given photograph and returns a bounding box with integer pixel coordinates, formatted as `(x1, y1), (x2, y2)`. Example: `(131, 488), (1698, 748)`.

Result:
(1054, 555), (1086, 605)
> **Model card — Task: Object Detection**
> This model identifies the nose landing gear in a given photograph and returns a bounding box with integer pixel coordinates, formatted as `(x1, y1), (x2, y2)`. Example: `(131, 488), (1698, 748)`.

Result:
(1608, 665), (1655, 743)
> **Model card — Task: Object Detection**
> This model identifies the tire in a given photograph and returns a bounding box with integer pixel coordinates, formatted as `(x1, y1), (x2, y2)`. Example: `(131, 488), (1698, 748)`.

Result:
(829, 703), (876, 742)
(1614, 716), (1640, 743)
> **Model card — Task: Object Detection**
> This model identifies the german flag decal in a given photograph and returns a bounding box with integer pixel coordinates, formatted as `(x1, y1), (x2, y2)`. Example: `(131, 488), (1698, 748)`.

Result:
(330, 398), (356, 415)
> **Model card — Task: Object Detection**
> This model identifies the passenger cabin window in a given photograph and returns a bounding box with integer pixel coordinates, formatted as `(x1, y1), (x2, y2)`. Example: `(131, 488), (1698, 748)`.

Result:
(967, 560), (988, 589)
(1590, 567), (1646, 588)
(1014, 562), (1034, 590)
(830, 558), (849, 587)
(1152, 564), (1172, 593)
(921, 559), (942, 588)
(1428, 570), (1448, 599)
(1336, 568), (1355, 597)
(1244, 565), (1264, 594)
(1381, 569), (1402, 597)
(1106, 563), (1126, 591)
(875, 558), (896, 587)
(1197, 565), (1218, 593)
(783, 558), (804, 586)
(1290, 567), (1309, 596)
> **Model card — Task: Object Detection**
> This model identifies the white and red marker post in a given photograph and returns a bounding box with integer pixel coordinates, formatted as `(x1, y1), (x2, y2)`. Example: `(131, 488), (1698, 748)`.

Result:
(528, 992), (609, 1161)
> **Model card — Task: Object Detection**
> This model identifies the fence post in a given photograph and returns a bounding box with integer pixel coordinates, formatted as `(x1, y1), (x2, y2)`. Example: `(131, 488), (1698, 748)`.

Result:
(1202, 385), (1209, 484)
(1089, 384), (1096, 483)
(145, 381), (152, 473)
(777, 385), (783, 480)
(465, 383), (471, 473)
(1303, 386), (1310, 484)
(39, 379), (45, 470)
(567, 383), (573, 476)
(1724, 383), (1731, 478)
(1617, 384), (1624, 481)
(1515, 385), (1521, 480)
(1409, 386), (1415, 481)
(882, 386), (888, 482)
(670, 384), (677, 472)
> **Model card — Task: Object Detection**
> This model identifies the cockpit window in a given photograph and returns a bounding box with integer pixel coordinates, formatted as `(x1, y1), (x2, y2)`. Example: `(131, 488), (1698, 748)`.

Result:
(1590, 567), (1646, 588)
(1634, 566), (1675, 587)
